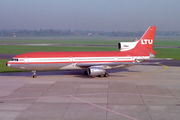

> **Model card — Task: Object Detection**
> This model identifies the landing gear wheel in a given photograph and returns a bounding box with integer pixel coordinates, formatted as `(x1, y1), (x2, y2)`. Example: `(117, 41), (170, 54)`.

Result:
(99, 74), (104, 77)
(32, 70), (37, 78)
(33, 75), (37, 78)
(84, 71), (88, 75)
(104, 73), (109, 77)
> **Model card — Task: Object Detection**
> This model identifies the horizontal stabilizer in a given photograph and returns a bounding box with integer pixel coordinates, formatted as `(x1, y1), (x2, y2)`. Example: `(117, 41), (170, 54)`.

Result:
(135, 62), (162, 65)
(147, 58), (172, 60)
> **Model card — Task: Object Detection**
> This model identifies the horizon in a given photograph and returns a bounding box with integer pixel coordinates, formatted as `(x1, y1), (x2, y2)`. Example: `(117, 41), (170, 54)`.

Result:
(1, 0), (180, 31)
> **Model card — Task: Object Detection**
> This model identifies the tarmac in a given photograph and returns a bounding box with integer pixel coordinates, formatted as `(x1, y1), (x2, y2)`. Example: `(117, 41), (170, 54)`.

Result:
(0, 61), (180, 120)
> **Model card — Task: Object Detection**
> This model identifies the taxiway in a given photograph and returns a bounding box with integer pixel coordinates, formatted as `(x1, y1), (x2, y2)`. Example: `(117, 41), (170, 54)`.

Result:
(0, 62), (180, 120)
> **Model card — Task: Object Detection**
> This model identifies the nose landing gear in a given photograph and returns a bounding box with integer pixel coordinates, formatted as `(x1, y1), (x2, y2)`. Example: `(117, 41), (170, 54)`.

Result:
(32, 71), (37, 78)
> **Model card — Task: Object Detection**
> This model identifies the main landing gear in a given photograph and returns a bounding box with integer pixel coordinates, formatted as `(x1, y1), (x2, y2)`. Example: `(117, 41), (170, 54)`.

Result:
(84, 71), (109, 77)
(104, 73), (109, 77)
(84, 71), (88, 75)
(32, 70), (37, 78)
(99, 73), (109, 77)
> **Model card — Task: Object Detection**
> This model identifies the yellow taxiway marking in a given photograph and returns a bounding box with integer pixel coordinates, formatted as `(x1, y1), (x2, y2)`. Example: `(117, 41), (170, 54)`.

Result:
(117, 64), (180, 82)
(169, 66), (180, 70)
(119, 64), (168, 76)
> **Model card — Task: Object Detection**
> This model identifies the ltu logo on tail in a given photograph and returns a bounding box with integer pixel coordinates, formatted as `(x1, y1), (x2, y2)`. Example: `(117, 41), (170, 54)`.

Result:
(141, 39), (153, 44)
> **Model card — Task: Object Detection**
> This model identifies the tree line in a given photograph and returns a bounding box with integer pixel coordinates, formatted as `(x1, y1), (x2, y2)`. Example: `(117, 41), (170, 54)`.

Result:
(0, 29), (180, 37)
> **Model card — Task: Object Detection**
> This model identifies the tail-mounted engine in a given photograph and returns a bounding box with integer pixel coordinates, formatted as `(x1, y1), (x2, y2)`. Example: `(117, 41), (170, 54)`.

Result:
(118, 41), (139, 51)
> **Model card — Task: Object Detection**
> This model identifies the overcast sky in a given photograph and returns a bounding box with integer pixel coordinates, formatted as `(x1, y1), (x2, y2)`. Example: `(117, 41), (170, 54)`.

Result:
(1, 0), (180, 31)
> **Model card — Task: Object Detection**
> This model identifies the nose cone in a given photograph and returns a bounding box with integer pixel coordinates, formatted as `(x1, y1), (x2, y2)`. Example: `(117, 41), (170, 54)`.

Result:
(6, 62), (10, 67)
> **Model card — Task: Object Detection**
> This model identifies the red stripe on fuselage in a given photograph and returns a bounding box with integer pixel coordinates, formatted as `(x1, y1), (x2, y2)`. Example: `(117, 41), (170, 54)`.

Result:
(13, 51), (149, 58)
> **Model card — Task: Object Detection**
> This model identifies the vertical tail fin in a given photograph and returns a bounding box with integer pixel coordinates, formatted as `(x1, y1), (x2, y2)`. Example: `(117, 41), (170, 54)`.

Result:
(136, 26), (156, 55)
(140, 26), (156, 50)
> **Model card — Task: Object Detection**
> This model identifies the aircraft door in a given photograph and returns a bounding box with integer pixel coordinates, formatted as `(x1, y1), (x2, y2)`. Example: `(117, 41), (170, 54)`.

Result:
(69, 57), (73, 63)
(114, 57), (118, 62)
(24, 58), (29, 64)
(23, 58), (29, 69)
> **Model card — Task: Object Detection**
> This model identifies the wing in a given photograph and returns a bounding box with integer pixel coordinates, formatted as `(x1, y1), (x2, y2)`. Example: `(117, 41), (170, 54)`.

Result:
(76, 62), (160, 69)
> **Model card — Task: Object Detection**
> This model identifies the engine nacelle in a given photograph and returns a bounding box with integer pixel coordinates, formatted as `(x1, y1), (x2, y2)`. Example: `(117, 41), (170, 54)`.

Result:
(87, 67), (105, 77)
(118, 41), (139, 51)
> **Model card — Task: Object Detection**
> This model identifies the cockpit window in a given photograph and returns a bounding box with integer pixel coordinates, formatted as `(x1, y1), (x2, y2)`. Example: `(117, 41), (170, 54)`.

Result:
(11, 58), (18, 61)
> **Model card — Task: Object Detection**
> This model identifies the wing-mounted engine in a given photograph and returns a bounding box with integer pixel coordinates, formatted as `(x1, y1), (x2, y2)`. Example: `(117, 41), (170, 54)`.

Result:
(87, 67), (106, 77)
(118, 41), (139, 51)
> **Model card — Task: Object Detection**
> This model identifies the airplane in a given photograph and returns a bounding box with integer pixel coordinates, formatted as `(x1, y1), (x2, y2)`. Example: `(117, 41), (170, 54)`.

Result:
(6, 26), (157, 78)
